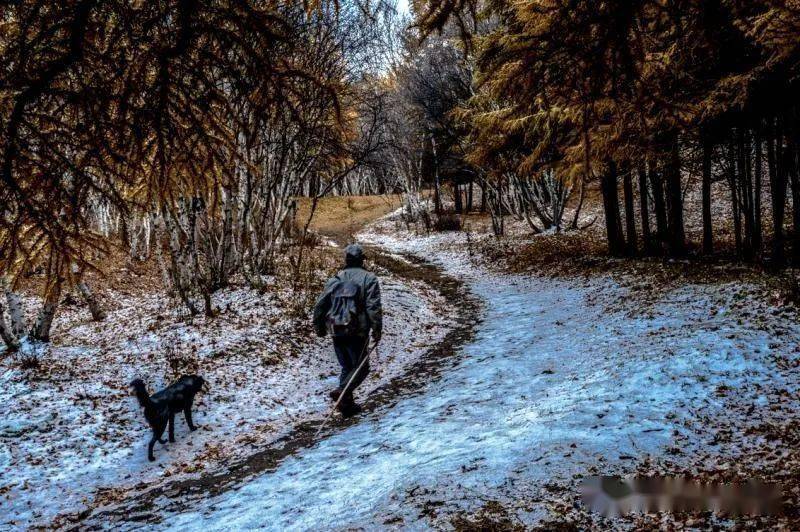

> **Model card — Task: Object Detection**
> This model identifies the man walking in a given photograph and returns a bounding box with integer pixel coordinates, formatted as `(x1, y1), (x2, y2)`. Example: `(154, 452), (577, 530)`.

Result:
(313, 244), (382, 417)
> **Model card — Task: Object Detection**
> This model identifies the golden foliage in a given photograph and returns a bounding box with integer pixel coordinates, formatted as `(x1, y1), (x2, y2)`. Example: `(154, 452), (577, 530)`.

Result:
(0, 0), (356, 279)
(428, 0), (800, 183)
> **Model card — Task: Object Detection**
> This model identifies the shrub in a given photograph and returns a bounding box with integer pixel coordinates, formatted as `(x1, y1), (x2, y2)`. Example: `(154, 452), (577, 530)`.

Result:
(433, 213), (462, 232)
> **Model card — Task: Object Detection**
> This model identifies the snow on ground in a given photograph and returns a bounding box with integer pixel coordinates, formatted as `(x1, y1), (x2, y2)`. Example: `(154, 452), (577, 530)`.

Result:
(6, 205), (800, 530)
(115, 212), (800, 530)
(361, 210), (800, 527)
(361, 210), (478, 277)
(0, 257), (454, 529)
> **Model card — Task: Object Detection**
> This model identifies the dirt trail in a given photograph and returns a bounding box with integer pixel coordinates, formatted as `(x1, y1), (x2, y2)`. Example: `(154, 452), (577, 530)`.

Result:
(54, 207), (800, 529)
(54, 226), (800, 529)
(59, 249), (480, 529)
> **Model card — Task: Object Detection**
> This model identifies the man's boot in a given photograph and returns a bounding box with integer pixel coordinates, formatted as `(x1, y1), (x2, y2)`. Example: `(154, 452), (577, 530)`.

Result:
(337, 391), (362, 418)
(348, 401), (362, 417)
(328, 388), (342, 401)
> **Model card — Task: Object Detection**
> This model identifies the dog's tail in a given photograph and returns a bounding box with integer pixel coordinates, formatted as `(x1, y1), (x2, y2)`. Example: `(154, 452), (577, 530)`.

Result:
(130, 379), (153, 408)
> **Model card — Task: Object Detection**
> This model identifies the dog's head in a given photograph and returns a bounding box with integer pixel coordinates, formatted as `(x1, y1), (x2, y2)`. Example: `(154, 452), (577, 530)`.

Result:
(130, 378), (146, 393)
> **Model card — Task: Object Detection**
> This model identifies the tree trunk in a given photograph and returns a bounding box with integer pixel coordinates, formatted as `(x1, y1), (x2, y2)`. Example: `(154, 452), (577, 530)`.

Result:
(622, 165), (637, 255)
(767, 118), (786, 266)
(729, 139), (743, 256)
(637, 165), (652, 254)
(738, 128), (754, 260)
(701, 136), (713, 255)
(31, 274), (63, 343)
(2, 277), (25, 338)
(0, 295), (19, 351)
(665, 136), (686, 256)
(467, 179), (474, 212)
(453, 183), (463, 213)
(203, 291), (214, 318)
(79, 281), (105, 321)
(187, 198), (213, 317)
(163, 205), (199, 315)
(753, 131), (763, 259)
(487, 178), (506, 236)
(153, 214), (174, 291)
(218, 183), (235, 289)
(601, 161), (626, 256)
(71, 263), (106, 321)
(570, 174), (586, 230)
(431, 134), (442, 215)
(77, 281), (105, 321)
(649, 162), (668, 252)
(788, 136), (800, 266)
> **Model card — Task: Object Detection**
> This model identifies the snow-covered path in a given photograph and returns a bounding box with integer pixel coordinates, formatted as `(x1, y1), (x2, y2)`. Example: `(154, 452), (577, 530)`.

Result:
(103, 240), (794, 529)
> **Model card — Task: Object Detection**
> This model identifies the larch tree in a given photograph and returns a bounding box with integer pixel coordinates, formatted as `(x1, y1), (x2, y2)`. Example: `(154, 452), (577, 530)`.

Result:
(0, 0), (383, 347)
(417, 0), (800, 262)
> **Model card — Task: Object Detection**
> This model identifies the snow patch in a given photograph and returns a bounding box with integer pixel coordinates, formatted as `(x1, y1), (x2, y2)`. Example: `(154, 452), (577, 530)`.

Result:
(0, 265), (453, 528)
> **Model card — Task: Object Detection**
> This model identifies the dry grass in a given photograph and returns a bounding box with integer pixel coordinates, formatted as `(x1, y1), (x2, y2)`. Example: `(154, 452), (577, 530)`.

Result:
(295, 194), (405, 243)
(15, 194), (402, 320)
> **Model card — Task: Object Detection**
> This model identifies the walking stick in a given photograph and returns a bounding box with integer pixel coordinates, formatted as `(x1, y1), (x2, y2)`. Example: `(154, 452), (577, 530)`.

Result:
(315, 341), (378, 438)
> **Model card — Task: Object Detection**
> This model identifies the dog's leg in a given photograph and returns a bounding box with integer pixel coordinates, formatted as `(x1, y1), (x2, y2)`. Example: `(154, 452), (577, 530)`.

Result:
(148, 437), (158, 461)
(148, 424), (166, 461)
(168, 412), (176, 443)
(151, 421), (167, 444)
(155, 421), (168, 450)
(184, 405), (197, 431)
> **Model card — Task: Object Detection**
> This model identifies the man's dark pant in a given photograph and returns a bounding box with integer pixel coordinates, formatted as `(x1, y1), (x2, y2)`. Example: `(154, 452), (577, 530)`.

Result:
(333, 335), (370, 392)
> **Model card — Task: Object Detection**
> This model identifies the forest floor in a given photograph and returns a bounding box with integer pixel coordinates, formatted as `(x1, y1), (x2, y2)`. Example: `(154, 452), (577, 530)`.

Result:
(47, 203), (800, 531)
(0, 195), (454, 529)
(4, 191), (800, 530)
(359, 205), (800, 529)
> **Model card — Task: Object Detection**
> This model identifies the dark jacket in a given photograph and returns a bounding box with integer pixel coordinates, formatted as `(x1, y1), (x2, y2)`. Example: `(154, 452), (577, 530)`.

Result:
(313, 266), (382, 339)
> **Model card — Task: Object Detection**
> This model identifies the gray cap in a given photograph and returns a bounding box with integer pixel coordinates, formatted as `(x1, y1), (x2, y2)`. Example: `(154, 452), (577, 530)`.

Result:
(344, 243), (365, 262)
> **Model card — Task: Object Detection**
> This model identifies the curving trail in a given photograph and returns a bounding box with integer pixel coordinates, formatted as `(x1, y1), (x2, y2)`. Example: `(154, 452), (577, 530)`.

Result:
(66, 249), (479, 529)
(71, 239), (798, 530)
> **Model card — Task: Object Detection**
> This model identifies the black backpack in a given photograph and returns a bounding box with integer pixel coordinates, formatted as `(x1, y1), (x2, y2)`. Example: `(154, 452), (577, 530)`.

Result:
(326, 277), (363, 337)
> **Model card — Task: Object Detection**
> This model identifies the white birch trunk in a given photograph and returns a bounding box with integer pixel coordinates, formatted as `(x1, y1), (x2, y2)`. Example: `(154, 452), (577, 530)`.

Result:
(0, 295), (20, 351)
(77, 281), (106, 321)
(162, 205), (199, 315)
(2, 277), (25, 338)
(218, 184), (235, 288)
(71, 264), (106, 321)
(152, 214), (173, 290)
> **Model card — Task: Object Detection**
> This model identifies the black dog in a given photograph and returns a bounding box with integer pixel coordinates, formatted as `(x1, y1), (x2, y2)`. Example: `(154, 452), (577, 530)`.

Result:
(130, 375), (206, 461)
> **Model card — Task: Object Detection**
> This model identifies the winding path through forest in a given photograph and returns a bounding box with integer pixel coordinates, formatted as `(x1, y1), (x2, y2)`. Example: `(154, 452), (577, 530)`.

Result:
(67, 249), (477, 529)
(73, 232), (799, 530)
